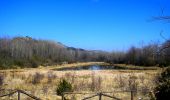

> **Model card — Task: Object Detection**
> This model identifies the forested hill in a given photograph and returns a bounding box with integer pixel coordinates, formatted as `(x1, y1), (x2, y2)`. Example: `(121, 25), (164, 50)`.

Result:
(0, 36), (170, 69)
(0, 36), (109, 69)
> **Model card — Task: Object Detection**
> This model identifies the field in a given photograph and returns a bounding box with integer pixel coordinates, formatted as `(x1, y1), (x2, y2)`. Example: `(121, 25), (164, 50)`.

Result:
(0, 62), (161, 100)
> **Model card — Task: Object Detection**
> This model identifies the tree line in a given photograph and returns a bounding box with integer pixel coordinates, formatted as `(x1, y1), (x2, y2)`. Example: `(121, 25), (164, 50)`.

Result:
(0, 36), (169, 69)
(108, 40), (170, 67)
(0, 36), (109, 69)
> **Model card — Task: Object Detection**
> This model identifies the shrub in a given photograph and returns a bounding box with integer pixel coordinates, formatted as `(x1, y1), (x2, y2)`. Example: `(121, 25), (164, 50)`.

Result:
(91, 73), (102, 91)
(115, 74), (126, 89)
(0, 58), (13, 69)
(32, 72), (44, 84)
(64, 72), (76, 84)
(47, 71), (56, 84)
(56, 79), (72, 96)
(42, 85), (49, 95)
(30, 60), (39, 68)
(154, 67), (170, 100)
(0, 74), (4, 86)
(128, 75), (138, 96)
(13, 59), (24, 67)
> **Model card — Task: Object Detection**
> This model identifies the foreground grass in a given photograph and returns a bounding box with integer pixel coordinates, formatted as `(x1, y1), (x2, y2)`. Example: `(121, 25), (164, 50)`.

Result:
(0, 62), (161, 100)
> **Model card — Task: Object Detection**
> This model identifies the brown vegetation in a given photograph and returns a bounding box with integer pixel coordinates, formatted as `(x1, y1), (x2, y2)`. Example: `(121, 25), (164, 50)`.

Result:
(0, 36), (170, 69)
(0, 63), (160, 99)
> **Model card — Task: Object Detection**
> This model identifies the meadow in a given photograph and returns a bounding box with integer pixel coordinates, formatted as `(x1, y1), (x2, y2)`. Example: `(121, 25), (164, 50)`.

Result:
(0, 62), (161, 100)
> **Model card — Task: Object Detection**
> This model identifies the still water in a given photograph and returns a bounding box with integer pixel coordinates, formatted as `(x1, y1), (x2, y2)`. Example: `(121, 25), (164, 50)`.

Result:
(57, 65), (125, 71)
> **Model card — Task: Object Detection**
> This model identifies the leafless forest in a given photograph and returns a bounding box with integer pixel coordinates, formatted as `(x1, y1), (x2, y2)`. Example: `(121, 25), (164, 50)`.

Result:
(0, 36), (170, 69)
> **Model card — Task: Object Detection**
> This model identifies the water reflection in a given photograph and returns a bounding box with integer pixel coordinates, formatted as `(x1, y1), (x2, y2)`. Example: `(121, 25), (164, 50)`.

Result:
(56, 65), (124, 71)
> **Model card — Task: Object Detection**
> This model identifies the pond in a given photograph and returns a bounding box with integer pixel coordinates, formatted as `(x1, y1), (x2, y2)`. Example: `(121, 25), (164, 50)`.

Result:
(56, 65), (127, 71)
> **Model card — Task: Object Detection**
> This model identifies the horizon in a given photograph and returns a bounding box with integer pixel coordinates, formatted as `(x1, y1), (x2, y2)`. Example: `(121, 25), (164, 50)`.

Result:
(0, 35), (162, 52)
(1, 0), (170, 51)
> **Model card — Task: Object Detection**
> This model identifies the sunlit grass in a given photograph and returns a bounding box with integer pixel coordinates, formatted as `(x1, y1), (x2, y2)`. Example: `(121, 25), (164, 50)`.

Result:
(0, 62), (161, 99)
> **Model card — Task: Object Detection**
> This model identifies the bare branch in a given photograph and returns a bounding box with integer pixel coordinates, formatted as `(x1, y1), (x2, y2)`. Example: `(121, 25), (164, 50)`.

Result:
(159, 44), (170, 53)
(152, 16), (170, 22)
(160, 30), (169, 41)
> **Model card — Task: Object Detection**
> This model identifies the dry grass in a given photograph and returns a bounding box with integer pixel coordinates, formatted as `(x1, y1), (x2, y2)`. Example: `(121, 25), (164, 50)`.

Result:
(114, 64), (161, 70)
(0, 62), (161, 100)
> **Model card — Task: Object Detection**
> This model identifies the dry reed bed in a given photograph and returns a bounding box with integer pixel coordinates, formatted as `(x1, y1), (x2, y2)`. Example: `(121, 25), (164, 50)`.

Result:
(0, 62), (160, 100)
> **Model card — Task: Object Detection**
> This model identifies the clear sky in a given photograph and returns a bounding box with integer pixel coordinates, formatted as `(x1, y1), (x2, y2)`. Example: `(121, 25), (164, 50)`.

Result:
(0, 0), (170, 51)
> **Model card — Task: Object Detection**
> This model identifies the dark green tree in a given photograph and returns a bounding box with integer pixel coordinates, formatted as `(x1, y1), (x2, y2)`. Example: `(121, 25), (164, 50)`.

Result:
(155, 67), (170, 100)
(56, 79), (72, 96)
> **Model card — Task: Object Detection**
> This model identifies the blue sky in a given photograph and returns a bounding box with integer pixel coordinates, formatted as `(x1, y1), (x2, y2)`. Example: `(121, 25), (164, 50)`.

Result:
(0, 0), (170, 51)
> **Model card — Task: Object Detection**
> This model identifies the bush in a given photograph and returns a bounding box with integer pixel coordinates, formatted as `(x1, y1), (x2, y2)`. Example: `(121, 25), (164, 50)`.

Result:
(0, 58), (14, 69)
(91, 73), (102, 91)
(56, 79), (72, 96)
(128, 75), (138, 96)
(32, 72), (44, 84)
(13, 59), (24, 67)
(47, 71), (56, 83)
(155, 67), (170, 100)
(29, 60), (39, 68)
(0, 74), (4, 86)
